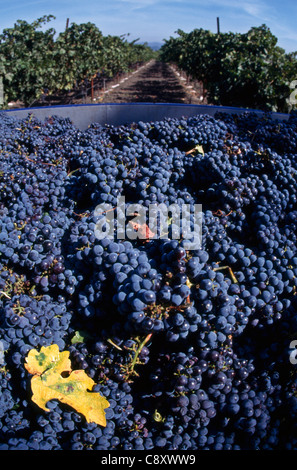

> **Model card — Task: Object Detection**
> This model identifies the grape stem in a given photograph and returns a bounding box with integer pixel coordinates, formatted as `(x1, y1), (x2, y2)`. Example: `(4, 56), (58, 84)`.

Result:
(213, 265), (238, 283)
(129, 333), (153, 376)
(0, 290), (11, 299)
(107, 338), (123, 351)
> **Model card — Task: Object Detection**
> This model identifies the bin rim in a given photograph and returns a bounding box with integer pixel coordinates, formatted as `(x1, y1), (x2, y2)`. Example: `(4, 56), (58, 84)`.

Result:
(1, 102), (290, 130)
(1, 101), (290, 119)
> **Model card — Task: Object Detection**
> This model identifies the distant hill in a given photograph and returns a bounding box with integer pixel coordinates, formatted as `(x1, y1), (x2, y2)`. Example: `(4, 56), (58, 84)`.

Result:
(147, 42), (163, 51)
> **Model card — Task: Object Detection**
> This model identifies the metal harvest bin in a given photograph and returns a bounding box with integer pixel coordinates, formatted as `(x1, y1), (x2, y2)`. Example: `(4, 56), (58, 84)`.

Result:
(2, 103), (290, 130)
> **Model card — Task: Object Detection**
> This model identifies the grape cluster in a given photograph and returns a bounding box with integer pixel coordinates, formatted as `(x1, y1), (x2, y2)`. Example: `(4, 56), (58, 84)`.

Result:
(1, 109), (297, 450)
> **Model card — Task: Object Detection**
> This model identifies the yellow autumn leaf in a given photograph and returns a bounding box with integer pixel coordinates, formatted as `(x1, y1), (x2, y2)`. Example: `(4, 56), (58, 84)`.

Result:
(25, 344), (110, 427)
(25, 344), (71, 376)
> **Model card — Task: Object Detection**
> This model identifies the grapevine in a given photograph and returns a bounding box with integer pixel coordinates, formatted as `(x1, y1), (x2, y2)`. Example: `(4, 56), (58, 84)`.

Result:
(160, 25), (297, 113)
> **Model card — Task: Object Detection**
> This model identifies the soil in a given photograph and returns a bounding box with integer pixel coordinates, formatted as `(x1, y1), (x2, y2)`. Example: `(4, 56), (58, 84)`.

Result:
(98, 60), (206, 105)
(7, 60), (207, 109)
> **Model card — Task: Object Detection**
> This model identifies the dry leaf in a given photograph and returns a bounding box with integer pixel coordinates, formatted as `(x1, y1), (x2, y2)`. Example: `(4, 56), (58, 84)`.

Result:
(25, 344), (110, 427)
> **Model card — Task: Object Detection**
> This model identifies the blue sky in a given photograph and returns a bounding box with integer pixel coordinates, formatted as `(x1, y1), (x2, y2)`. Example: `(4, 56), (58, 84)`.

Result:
(1, 0), (297, 52)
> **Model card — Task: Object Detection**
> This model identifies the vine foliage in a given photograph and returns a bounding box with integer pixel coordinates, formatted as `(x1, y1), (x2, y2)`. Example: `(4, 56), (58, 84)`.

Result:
(0, 15), (156, 107)
(160, 25), (297, 112)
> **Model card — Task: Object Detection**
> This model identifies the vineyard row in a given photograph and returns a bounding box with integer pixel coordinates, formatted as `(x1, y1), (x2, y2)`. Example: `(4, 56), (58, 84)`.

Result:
(0, 15), (157, 107)
(160, 25), (297, 113)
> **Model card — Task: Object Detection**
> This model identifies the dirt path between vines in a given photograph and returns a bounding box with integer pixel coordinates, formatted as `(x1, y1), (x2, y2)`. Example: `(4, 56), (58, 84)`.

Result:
(97, 60), (206, 105)
(8, 59), (207, 109)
